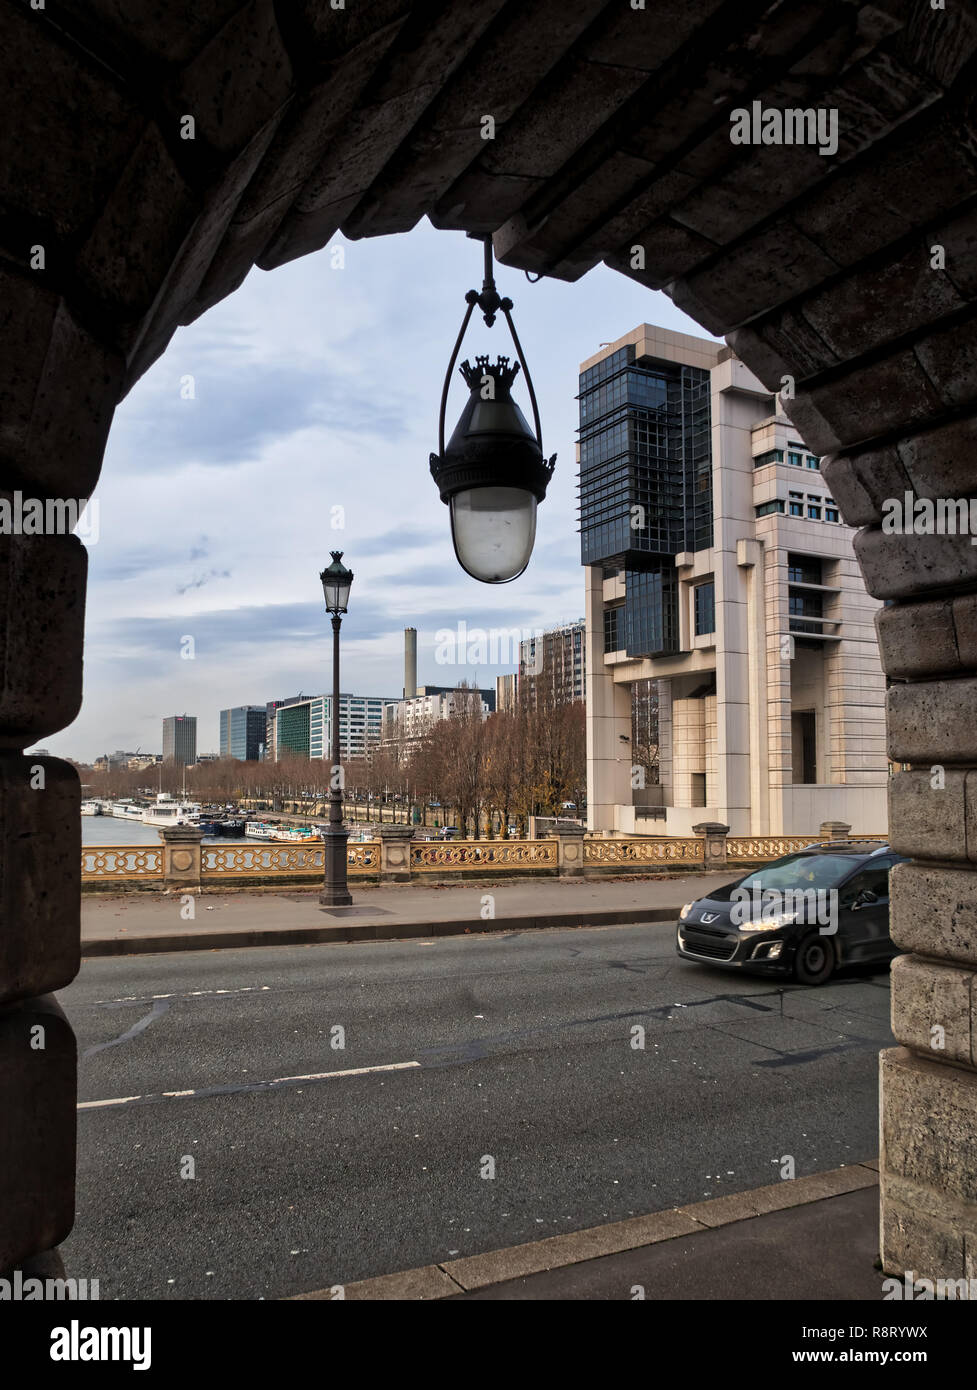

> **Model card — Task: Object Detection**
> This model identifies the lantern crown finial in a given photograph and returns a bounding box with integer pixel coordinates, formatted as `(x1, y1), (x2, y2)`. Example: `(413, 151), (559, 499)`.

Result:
(459, 354), (521, 394)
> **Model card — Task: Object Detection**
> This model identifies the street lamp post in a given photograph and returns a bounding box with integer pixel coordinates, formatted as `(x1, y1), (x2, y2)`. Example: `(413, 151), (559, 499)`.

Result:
(319, 551), (354, 908)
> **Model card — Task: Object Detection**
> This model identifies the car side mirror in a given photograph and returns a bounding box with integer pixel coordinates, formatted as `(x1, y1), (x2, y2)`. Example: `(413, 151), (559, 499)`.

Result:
(852, 887), (879, 910)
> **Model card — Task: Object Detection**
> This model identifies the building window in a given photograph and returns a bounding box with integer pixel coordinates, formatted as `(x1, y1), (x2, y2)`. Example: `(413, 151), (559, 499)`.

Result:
(787, 554), (822, 584)
(789, 592), (823, 620)
(755, 499), (784, 516)
(753, 448), (783, 468)
(604, 605), (622, 653)
(806, 455), (819, 469)
(787, 451), (803, 467)
(807, 502), (821, 520)
(789, 590), (824, 634)
(693, 581), (715, 636)
(789, 492), (804, 517)
(792, 711), (817, 784)
(825, 502), (840, 523)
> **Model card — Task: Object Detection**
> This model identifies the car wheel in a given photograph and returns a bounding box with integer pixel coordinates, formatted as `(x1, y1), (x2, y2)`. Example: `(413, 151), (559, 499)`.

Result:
(793, 931), (835, 986)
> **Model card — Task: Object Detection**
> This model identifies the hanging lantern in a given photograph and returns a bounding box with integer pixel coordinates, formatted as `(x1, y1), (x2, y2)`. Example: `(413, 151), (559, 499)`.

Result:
(430, 239), (555, 583)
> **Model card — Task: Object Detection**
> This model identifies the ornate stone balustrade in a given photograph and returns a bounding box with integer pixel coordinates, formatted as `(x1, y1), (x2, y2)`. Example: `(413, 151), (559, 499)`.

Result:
(82, 832), (889, 889)
(201, 843), (378, 878)
(410, 839), (558, 872)
(81, 846), (163, 880)
(727, 835), (887, 862)
(583, 837), (703, 867)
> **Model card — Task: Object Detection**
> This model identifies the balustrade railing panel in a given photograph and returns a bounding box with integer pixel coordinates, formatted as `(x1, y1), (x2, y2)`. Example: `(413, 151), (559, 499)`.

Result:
(726, 835), (887, 861)
(202, 843), (379, 877)
(582, 838), (703, 866)
(411, 839), (558, 871)
(82, 846), (163, 879)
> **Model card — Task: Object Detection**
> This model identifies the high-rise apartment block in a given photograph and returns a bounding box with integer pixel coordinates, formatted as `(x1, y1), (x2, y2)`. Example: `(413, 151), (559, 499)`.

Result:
(382, 684), (495, 743)
(518, 620), (586, 709)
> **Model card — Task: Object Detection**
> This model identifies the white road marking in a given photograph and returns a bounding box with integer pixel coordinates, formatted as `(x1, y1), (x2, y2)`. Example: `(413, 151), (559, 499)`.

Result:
(95, 985), (273, 1004)
(95, 984), (273, 1006)
(77, 1060), (420, 1110)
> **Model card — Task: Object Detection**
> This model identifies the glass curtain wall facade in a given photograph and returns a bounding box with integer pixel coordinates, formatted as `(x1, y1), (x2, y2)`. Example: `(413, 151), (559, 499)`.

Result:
(219, 705), (267, 760)
(578, 345), (712, 657)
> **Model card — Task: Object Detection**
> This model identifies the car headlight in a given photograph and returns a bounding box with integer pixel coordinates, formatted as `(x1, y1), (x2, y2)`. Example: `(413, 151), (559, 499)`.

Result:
(739, 912), (797, 932)
(679, 902), (694, 920)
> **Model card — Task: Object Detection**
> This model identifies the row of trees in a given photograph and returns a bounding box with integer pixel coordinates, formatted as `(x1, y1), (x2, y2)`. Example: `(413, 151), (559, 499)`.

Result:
(78, 684), (587, 838)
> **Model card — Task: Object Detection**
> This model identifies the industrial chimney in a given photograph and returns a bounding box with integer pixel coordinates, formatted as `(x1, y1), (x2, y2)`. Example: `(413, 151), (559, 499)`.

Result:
(404, 627), (417, 700)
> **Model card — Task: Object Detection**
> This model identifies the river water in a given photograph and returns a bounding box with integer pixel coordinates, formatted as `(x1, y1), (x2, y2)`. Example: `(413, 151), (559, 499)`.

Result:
(82, 816), (256, 845)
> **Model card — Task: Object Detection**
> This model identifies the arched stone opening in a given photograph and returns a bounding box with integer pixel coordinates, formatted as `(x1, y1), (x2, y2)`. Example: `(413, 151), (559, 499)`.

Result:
(3, 0), (977, 1283)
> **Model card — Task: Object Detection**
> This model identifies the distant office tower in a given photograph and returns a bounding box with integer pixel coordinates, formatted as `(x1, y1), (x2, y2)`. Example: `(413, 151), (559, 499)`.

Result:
(519, 621), (586, 709)
(270, 693), (395, 762)
(219, 705), (267, 760)
(162, 715), (197, 766)
(264, 694), (308, 763)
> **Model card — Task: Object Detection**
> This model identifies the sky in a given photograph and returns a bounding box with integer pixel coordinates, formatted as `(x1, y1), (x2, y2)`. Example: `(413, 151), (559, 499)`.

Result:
(46, 219), (719, 762)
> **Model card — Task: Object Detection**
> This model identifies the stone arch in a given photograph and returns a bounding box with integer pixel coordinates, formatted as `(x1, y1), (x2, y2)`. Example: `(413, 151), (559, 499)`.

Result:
(4, 0), (977, 1282)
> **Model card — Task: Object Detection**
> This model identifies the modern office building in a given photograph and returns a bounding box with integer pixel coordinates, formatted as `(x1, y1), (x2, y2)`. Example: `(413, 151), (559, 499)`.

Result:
(219, 705), (267, 760)
(519, 620), (586, 710)
(270, 693), (394, 763)
(382, 685), (496, 743)
(579, 324), (888, 837)
(161, 715), (197, 767)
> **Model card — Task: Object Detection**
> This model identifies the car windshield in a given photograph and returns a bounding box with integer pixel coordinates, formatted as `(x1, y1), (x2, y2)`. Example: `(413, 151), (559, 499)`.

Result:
(707, 853), (864, 899)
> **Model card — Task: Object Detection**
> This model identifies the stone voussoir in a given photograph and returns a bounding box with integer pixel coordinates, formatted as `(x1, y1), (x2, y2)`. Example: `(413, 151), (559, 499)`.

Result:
(887, 676), (977, 763)
(889, 861), (977, 966)
(889, 953), (974, 1068)
(0, 537), (87, 745)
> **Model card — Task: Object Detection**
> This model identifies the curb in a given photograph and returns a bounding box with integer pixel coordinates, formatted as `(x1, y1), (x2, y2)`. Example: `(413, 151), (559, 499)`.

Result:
(80, 906), (679, 957)
(291, 1161), (880, 1301)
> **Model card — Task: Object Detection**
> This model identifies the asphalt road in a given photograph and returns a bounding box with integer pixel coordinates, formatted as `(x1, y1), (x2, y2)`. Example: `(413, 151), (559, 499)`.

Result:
(59, 921), (894, 1299)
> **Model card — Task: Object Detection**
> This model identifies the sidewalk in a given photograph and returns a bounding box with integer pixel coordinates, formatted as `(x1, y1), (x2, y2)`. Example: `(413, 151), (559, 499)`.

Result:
(293, 1163), (883, 1301)
(81, 872), (738, 956)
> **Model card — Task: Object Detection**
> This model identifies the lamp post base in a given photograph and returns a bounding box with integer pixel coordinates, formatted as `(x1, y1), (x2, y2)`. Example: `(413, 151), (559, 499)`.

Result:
(320, 823), (352, 907)
(319, 886), (353, 907)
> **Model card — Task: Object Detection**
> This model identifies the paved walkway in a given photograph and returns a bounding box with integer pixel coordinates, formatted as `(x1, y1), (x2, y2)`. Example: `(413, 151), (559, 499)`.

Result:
(81, 872), (739, 955)
(293, 1163), (884, 1300)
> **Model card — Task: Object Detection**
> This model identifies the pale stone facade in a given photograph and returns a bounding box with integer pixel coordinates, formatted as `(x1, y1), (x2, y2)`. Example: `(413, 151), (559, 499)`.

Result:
(583, 325), (888, 837)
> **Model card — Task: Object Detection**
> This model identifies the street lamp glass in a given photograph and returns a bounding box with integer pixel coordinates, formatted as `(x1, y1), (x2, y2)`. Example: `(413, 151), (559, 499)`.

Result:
(449, 486), (536, 584)
(320, 551), (353, 613)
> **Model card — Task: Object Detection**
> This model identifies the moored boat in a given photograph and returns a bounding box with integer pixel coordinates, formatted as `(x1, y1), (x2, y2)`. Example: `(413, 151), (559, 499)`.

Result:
(141, 793), (201, 827)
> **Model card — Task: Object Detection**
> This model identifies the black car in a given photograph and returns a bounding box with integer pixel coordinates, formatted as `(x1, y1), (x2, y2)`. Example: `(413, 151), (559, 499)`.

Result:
(676, 840), (907, 985)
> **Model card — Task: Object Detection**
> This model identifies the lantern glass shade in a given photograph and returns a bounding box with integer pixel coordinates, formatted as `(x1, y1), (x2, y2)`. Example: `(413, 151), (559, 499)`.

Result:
(449, 486), (537, 584)
(320, 552), (353, 613)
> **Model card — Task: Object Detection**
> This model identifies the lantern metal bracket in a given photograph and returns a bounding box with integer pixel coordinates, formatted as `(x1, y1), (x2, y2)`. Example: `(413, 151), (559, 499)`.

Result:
(437, 237), (545, 459)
